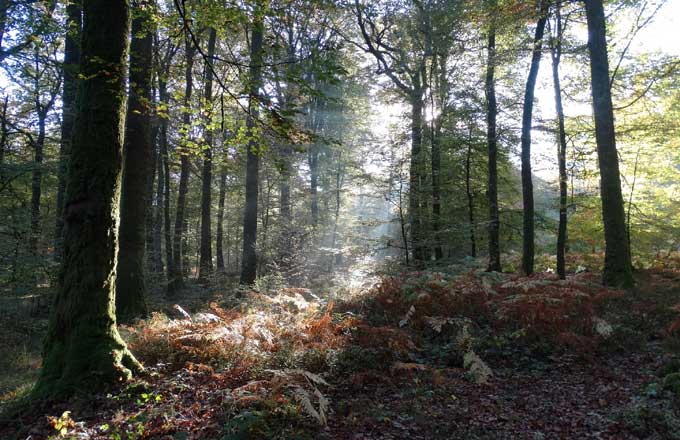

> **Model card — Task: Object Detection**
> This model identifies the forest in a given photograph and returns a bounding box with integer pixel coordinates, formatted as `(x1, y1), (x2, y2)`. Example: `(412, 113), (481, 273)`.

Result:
(0, 0), (679, 438)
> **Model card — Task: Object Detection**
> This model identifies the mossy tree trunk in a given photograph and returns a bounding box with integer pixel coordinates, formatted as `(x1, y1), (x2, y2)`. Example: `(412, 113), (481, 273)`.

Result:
(584, 0), (634, 287)
(116, 0), (155, 322)
(33, 0), (141, 400)
(240, 4), (264, 285)
(520, 2), (548, 276)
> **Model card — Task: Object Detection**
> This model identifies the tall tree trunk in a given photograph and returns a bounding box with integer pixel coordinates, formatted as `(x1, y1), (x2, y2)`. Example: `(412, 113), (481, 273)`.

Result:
(485, 8), (501, 272)
(33, 0), (141, 399)
(0, 95), (7, 184)
(309, 144), (319, 227)
(430, 112), (442, 261)
(584, 0), (634, 287)
(169, 35), (195, 293)
(145, 123), (159, 271)
(116, 0), (155, 322)
(409, 86), (424, 263)
(55, 0), (81, 260)
(30, 110), (46, 258)
(240, 6), (264, 285)
(550, 5), (568, 280)
(280, 144), (292, 223)
(216, 169), (226, 271)
(158, 57), (173, 282)
(152, 132), (164, 273)
(520, 4), (548, 276)
(198, 28), (217, 282)
(466, 132), (476, 258)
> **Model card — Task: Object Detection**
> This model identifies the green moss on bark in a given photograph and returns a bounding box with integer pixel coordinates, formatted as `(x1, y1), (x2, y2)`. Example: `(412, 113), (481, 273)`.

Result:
(32, 0), (142, 400)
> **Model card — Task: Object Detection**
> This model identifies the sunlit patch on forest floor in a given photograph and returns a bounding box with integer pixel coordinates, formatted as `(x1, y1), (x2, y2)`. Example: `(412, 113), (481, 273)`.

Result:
(2, 255), (680, 439)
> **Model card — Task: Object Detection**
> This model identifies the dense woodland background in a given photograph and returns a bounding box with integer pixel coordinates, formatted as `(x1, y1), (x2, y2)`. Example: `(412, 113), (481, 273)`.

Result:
(0, 0), (679, 438)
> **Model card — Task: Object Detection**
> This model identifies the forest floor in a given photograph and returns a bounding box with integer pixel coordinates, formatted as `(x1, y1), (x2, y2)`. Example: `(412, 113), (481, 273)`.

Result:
(2, 256), (680, 439)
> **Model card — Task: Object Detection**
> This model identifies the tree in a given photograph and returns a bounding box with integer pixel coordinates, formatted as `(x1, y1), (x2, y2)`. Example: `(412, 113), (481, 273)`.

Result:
(169, 30), (196, 293)
(240, 1), (264, 285)
(55, 0), (81, 260)
(485, 0), (501, 272)
(198, 27), (217, 283)
(354, 0), (427, 263)
(520, 1), (548, 276)
(33, 0), (141, 399)
(584, 0), (633, 287)
(548, 3), (568, 280)
(116, 0), (156, 322)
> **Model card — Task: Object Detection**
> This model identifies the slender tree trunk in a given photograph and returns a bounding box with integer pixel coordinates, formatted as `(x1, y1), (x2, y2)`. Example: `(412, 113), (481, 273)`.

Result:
(116, 0), (155, 322)
(520, 4), (548, 276)
(280, 144), (292, 223)
(145, 123), (158, 271)
(626, 147), (641, 258)
(216, 169), (226, 271)
(430, 115), (442, 261)
(55, 0), (81, 260)
(198, 28), (217, 282)
(152, 132), (163, 273)
(485, 12), (501, 272)
(0, 95), (7, 184)
(409, 86), (424, 263)
(30, 111), (46, 258)
(240, 6), (264, 285)
(158, 63), (173, 282)
(309, 144), (319, 227)
(169, 35), (195, 293)
(550, 5), (568, 280)
(584, 0), (634, 287)
(33, 0), (141, 399)
(466, 133), (476, 258)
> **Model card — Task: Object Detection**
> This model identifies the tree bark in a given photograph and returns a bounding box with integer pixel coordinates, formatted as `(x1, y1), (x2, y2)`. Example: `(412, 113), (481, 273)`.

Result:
(198, 28), (217, 282)
(169, 34), (195, 293)
(584, 0), (634, 287)
(240, 5), (264, 285)
(485, 7), (501, 272)
(550, 5), (568, 280)
(116, 0), (155, 322)
(520, 3), (548, 276)
(55, 0), (81, 260)
(33, 0), (141, 399)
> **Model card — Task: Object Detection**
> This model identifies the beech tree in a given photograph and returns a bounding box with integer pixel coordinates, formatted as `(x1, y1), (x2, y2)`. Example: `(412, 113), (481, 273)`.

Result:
(583, 0), (633, 287)
(240, 1), (265, 285)
(485, 0), (501, 272)
(116, 0), (156, 322)
(33, 0), (141, 398)
(520, 1), (548, 276)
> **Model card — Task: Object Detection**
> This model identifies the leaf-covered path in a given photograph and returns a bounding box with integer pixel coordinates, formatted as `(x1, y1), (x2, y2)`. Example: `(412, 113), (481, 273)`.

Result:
(323, 348), (662, 439)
